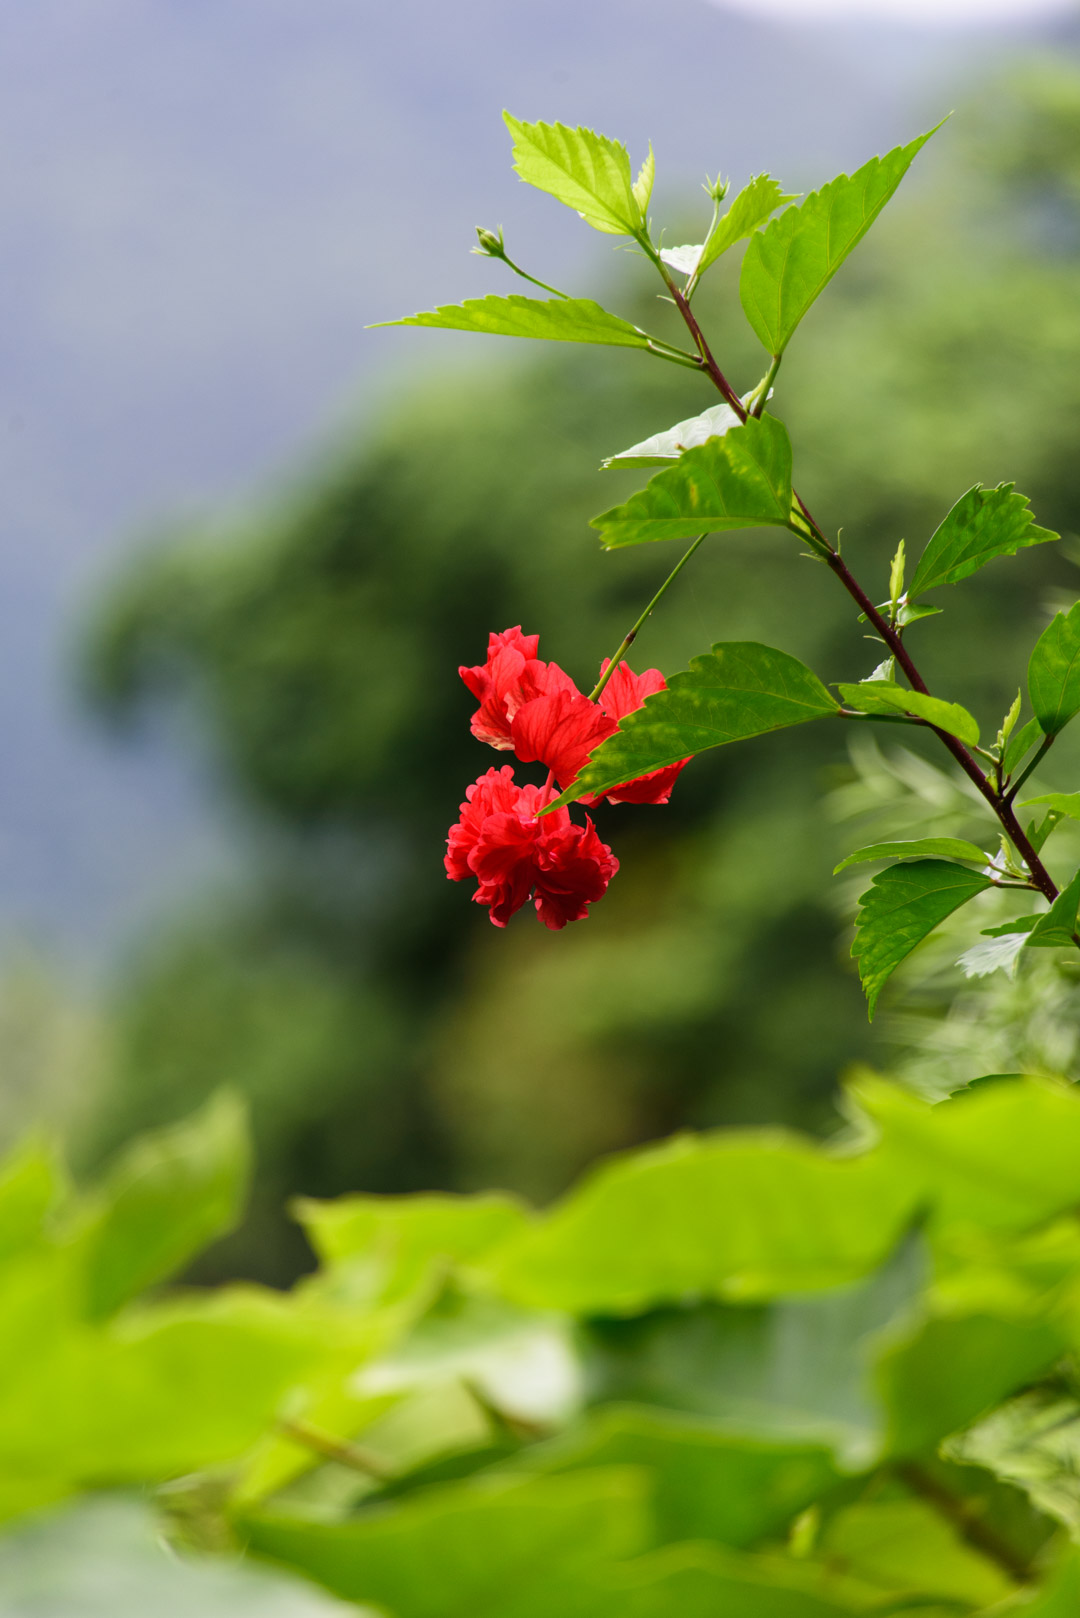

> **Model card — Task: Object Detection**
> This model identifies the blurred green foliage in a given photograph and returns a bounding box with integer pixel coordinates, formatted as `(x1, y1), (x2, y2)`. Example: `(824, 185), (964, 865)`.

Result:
(9, 1078), (1080, 1612)
(78, 64), (1080, 1280)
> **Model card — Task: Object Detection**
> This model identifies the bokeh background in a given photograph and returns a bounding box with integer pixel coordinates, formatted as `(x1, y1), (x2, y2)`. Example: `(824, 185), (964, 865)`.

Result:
(5, 0), (1080, 1281)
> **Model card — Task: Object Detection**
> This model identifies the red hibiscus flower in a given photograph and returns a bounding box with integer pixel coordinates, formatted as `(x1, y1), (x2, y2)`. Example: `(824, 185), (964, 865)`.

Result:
(458, 627), (574, 750)
(445, 765), (618, 929)
(592, 659), (690, 806)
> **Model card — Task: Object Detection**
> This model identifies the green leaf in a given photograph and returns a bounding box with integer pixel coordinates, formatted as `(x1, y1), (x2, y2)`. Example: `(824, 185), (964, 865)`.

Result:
(696, 175), (797, 276)
(548, 642), (838, 808)
(1029, 601), (1080, 736)
(78, 1090), (250, 1320)
(818, 1498), (1014, 1607)
(1022, 792), (1080, 820)
(602, 400), (744, 470)
(486, 1129), (919, 1314)
(0, 1139), (66, 1267)
(376, 294), (657, 351)
(631, 145), (655, 216)
(581, 1241), (924, 1469)
(1004, 715), (1043, 777)
(878, 1310), (1066, 1458)
(852, 1072), (1080, 1235)
(241, 1468), (649, 1616)
(591, 414), (795, 549)
(521, 1406), (840, 1551)
(908, 483), (1057, 598)
(837, 682), (980, 746)
(293, 1191), (528, 1304)
(834, 838), (987, 874)
(738, 128), (938, 356)
(1025, 867), (1080, 949)
(503, 113), (644, 237)
(852, 860), (994, 1018)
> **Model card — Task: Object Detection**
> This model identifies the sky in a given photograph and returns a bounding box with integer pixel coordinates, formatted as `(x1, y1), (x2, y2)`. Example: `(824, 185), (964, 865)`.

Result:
(722, 0), (1073, 19)
(0, 0), (1071, 972)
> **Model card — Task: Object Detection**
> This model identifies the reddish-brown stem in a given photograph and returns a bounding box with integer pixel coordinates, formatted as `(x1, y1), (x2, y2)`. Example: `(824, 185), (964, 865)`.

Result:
(663, 289), (1061, 907)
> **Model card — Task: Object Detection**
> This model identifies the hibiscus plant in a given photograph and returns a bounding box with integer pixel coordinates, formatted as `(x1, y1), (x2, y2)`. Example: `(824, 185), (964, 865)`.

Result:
(389, 114), (1080, 1018)
(13, 114), (1080, 1618)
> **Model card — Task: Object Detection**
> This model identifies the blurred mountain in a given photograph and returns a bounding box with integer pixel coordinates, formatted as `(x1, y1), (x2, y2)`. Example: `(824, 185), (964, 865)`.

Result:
(0, 0), (1065, 960)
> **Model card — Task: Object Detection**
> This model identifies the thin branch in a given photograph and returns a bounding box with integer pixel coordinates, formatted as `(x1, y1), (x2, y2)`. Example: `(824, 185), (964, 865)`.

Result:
(589, 535), (707, 704)
(277, 1419), (393, 1480)
(895, 1461), (1032, 1586)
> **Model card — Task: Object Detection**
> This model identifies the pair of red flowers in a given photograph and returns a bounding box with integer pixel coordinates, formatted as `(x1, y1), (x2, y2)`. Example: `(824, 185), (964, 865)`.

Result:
(445, 627), (688, 929)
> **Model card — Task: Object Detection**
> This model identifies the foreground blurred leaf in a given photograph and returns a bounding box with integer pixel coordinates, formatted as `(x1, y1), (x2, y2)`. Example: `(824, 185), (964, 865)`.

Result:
(0, 1495), (357, 1617)
(0, 1289), (323, 1489)
(739, 130), (937, 355)
(1029, 601), (1080, 736)
(582, 1240), (924, 1469)
(504, 114), (644, 236)
(550, 642), (837, 808)
(519, 1404), (840, 1550)
(294, 1191), (529, 1306)
(591, 414), (794, 547)
(242, 1468), (649, 1616)
(837, 681), (980, 745)
(853, 1074), (1080, 1234)
(378, 295), (658, 350)
(0, 1138), (66, 1266)
(819, 1497), (1015, 1607)
(878, 1309), (1066, 1458)
(852, 860), (994, 1018)
(908, 483), (1057, 598)
(78, 1090), (250, 1320)
(833, 837), (987, 874)
(486, 1130), (918, 1314)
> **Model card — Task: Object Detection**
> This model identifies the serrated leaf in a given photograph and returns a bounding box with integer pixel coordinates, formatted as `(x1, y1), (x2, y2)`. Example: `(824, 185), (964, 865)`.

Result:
(591, 414), (795, 548)
(1004, 715), (1043, 777)
(78, 1090), (250, 1320)
(739, 128), (938, 356)
(909, 483), (1058, 598)
(1029, 601), (1080, 737)
(696, 174), (797, 276)
(632, 145), (654, 215)
(852, 860), (994, 1018)
(602, 400), (744, 469)
(834, 838), (987, 874)
(549, 642), (837, 808)
(376, 294), (656, 351)
(958, 930), (1031, 978)
(504, 113), (643, 237)
(1022, 792), (1080, 820)
(1025, 867), (1080, 949)
(998, 690), (1022, 749)
(837, 682), (980, 746)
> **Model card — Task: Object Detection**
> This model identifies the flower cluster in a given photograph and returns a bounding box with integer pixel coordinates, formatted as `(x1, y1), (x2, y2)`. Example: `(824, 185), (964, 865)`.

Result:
(446, 627), (688, 928)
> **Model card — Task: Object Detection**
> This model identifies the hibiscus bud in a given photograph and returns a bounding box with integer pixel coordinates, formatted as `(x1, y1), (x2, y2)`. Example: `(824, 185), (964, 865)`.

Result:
(472, 226), (507, 259)
(704, 174), (730, 203)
